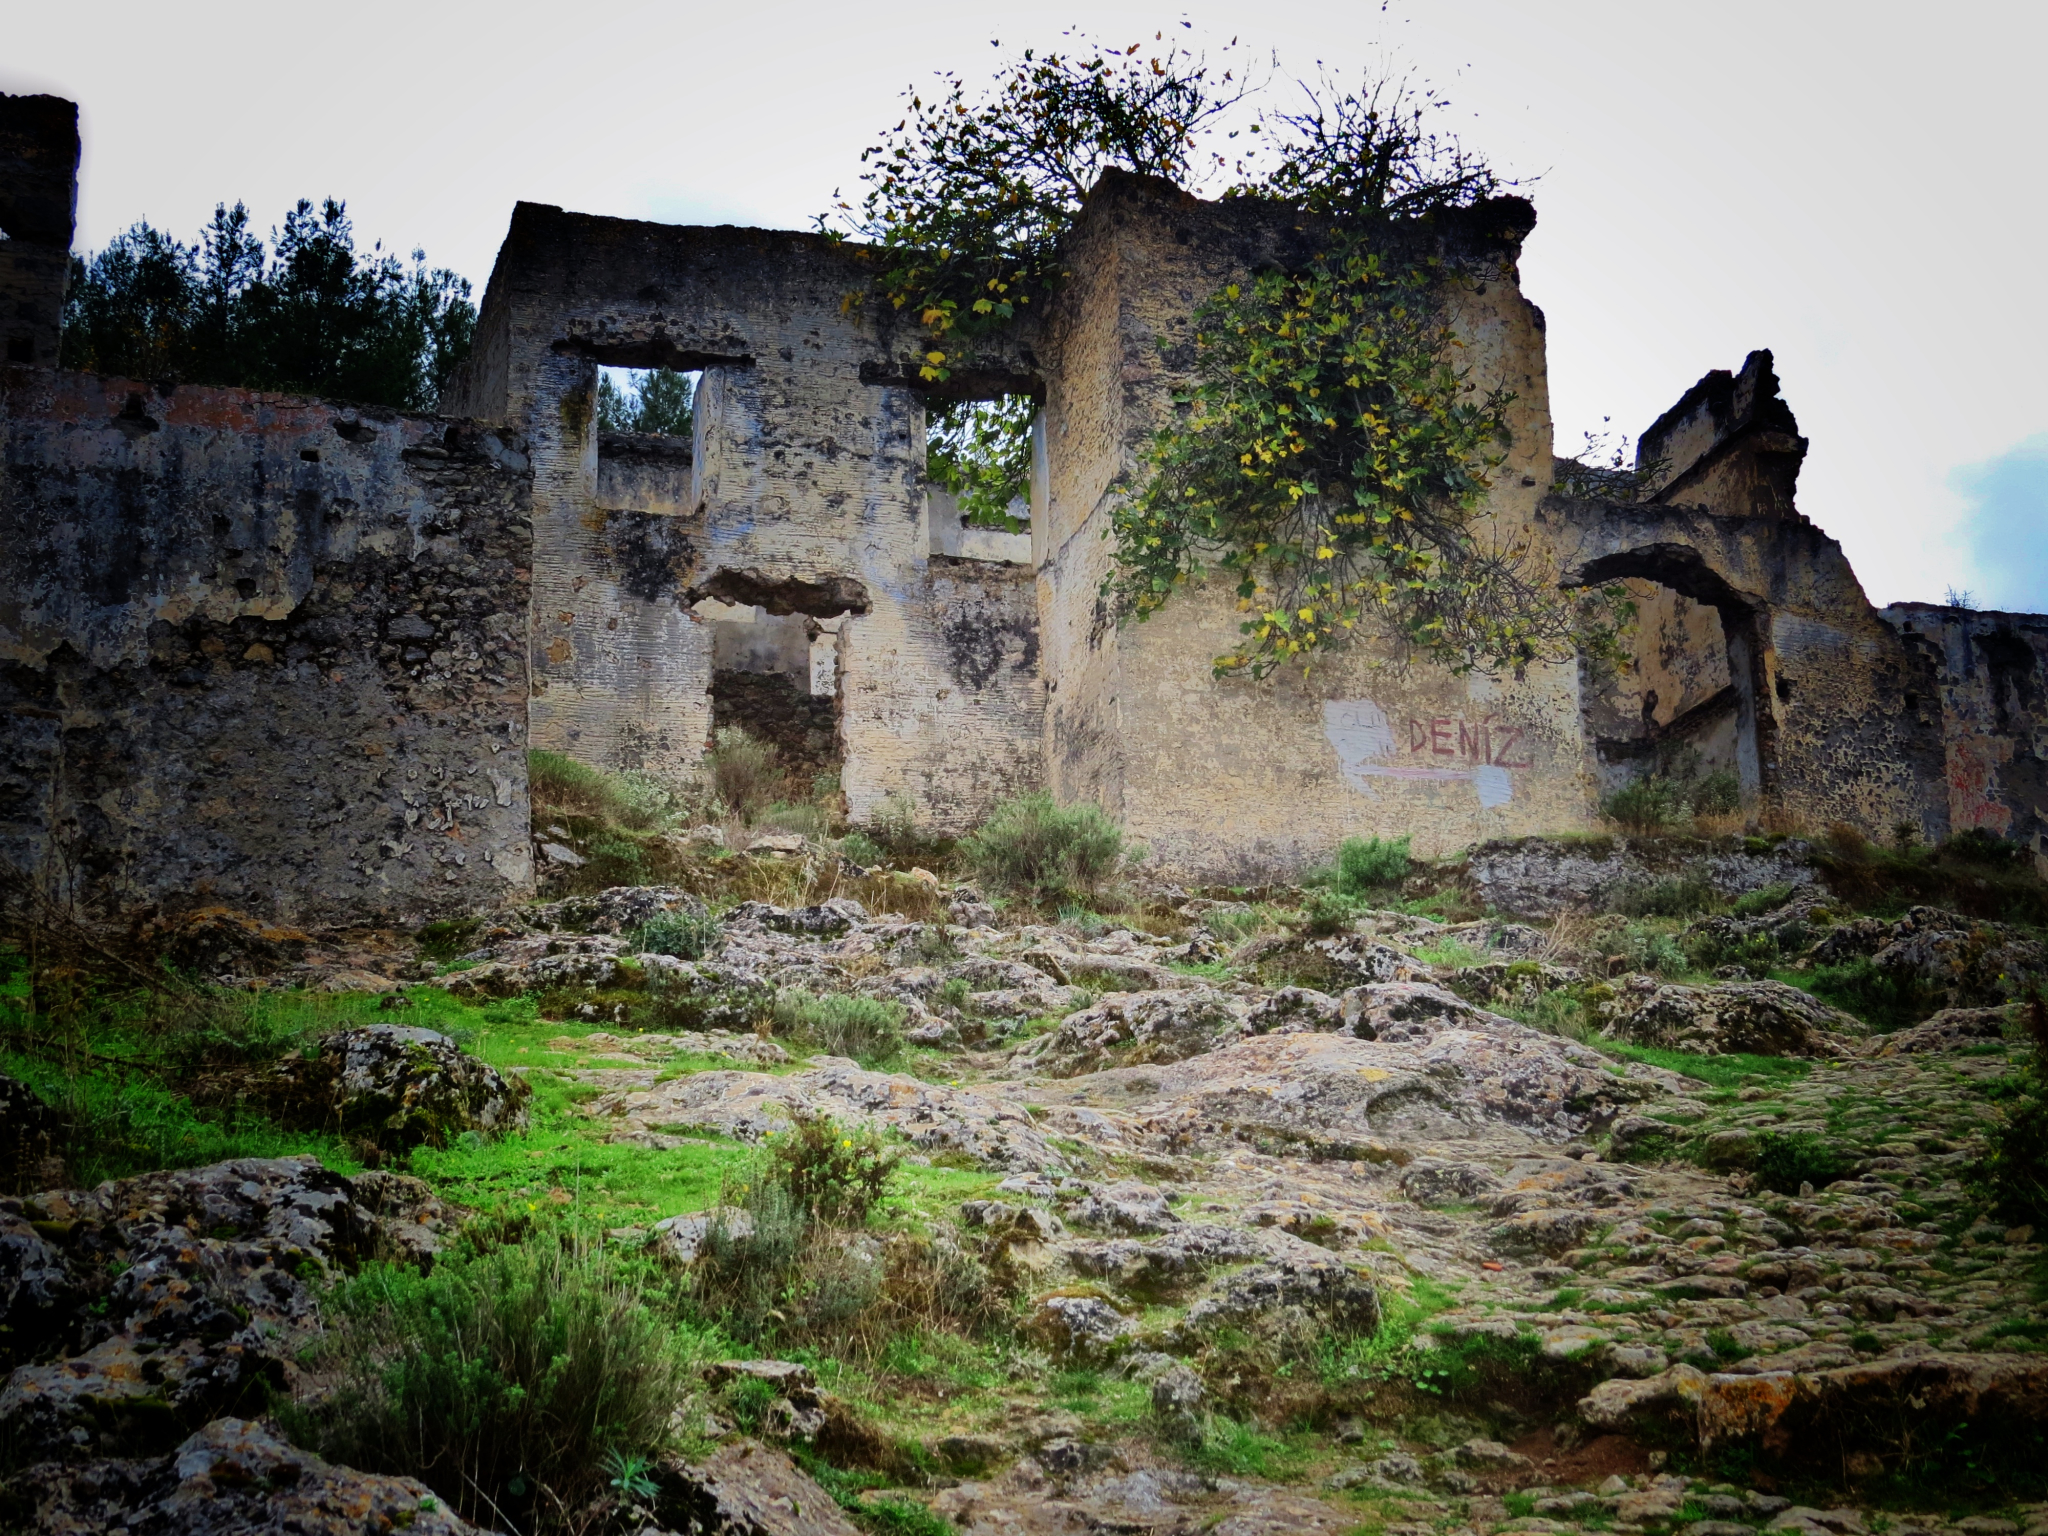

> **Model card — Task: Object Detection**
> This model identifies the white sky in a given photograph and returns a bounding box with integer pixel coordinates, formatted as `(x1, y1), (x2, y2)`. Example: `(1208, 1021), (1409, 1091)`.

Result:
(8, 0), (2044, 610)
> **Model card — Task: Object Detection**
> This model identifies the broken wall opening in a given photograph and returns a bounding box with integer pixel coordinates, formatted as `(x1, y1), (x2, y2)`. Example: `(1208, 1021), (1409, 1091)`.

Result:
(690, 571), (870, 791)
(1574, 546), (1771, 805)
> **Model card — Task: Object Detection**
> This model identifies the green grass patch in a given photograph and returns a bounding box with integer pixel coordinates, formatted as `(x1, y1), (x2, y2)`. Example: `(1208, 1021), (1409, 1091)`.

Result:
(1590, 1039), (1812, 1090)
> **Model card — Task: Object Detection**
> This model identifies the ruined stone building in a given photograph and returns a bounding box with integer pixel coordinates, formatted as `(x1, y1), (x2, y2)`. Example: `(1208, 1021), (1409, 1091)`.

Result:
(4, 93), (2044, 923)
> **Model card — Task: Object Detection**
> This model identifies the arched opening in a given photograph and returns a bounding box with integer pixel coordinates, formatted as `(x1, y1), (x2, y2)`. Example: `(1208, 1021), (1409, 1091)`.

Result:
(1571, 545), (1774, 811)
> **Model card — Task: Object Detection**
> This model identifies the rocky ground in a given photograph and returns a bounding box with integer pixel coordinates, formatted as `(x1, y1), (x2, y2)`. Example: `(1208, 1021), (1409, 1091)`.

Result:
(3, 839), (2045, 1535)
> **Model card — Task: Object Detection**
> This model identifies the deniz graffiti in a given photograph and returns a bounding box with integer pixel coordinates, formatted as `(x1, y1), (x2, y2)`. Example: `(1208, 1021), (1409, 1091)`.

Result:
(1322, 700), (1530, 808)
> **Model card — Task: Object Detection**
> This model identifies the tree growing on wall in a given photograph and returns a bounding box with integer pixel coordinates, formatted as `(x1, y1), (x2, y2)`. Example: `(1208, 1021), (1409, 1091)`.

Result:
(60, 199), (474, 412)
(834, 35), (1623, 678)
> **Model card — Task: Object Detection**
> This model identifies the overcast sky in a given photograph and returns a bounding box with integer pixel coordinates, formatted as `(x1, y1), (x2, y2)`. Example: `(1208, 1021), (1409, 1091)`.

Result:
(9, 1), (2044, 612)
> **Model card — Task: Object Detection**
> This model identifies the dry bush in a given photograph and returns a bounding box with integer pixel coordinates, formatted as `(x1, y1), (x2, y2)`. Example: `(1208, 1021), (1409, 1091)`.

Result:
(706, 728), (786, 823)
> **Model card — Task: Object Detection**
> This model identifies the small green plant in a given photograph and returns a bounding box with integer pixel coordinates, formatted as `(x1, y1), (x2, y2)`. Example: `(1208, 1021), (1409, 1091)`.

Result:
(839, 831), (886, 867)
(1976, 999), (2048, 1225)
(935, 977), (972, 1011)
(1504, 1492), (1539, 1519)
(1602, 776), (1685, 834)
(1613, 872), (1717, 919)
(1753, 1130), (1846, 1194)
(961, 792), (1125, 902)
(1805, 956), (1938, 1030)
(584, 832), (651, 887)
(631, 908), (722, 960)
(1297, 888), (1364, 937)
(287, 1235), (685, 1534)
(771, 989), (907, 1070)
(1731, 883), (1795, 918)
(764, 1113), (902, 1225)
(604, 1447), (660, 1503)
(1334, 834), (1411, 895)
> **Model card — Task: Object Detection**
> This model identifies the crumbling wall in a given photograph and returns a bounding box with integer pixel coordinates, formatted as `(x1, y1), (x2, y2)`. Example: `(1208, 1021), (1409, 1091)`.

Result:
(0, 369), (534, 923)
(1036, 173), (1592, 875)
(1553, 494), (1950, 838)
(1882, 603), (2048, 868)
(0, 94), (79, 368)
(444, 204), (1046, 829)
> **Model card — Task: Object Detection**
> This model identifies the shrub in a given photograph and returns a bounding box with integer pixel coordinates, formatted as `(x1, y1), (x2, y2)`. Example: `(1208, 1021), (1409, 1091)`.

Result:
(1731, 883), (1795, 918)
(1601, 776), (1684, 834)
(632, 908), (722, 960)
(765, 1114), (902, 1225)
(1334, 834), (1411, 895)
(1612, 872), (1717, 918)
(839, 831), (886, 867)
(1805, 957), (1938, 1030)
(289, 1236), (685, 1534)
(772, 988), (906, 1069)
(707, 727), (784, 821)
(1297, 889), (1365, 937)
(1690, 770), (1741, 817)
(961, 792), (1125, 902)
(583, 831), (650, 887)
(1753, 1130), (1846, 1194)
(1947, 826), (2029, 869)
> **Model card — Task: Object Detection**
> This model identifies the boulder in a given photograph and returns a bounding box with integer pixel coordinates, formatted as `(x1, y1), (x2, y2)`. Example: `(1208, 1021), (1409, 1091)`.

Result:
(14, 1416), (487, 1535)
(1597, 978), (1861, 1057)
(202, 1026), (530, 1151)
(1025, 1292), (1134, 1362)
(1023, 989), (1244, 1077)
(1180, 1252), (1381, 1339)
(727, 899), (868, 937)
(1578, 1352), (2048, 1470)
(643, 957), (776, 1030)
(1862, 1006), (2011, 1057)
(1064, 1181), (1178, 1236)
(1245, 986), (1344, 1034)
(1400, 1159), (1504, 1207)
(528, 884), (706, 935)
(0, 1157), (458, 1459)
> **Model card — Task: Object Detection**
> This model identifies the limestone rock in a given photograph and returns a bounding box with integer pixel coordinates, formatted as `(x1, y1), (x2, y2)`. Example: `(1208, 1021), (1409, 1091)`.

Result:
(1026, 1293), (1134, 1362)
(1597, 977), (1862, 1057)
(15, 1416), (488, 1535)
(1023, 989), (1245, 1077)
(1862, 1005), (2011, 1056)
(1244, 986), (1344, 1034)
(1180, 1252), (1381, 1339)
(1400, 1158), (1504, 1207)
(586, 1059), (1064, 1170)
(1064, 1181), (1178, 1235)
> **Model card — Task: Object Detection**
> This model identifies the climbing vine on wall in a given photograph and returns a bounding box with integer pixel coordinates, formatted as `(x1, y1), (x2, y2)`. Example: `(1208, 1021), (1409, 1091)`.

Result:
(834, 36), (1625, 678)
(1110, 238), (1538, 678)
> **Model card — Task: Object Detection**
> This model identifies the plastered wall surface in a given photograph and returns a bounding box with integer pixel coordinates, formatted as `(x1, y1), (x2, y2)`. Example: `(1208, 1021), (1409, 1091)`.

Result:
(0, 370), (534, 922)
(1032, 174), (1596, 873)
(445, 206), (1047, 828)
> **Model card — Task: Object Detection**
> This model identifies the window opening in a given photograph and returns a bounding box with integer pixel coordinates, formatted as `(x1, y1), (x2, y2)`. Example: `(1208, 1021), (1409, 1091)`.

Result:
(925, 394), (1035, 563)
(597, 366), (697, 438)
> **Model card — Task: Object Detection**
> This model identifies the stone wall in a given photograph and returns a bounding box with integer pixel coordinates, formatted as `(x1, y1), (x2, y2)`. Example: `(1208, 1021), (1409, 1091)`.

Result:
(0, 93), (78, 369)
(443, 203), (1047, 830)
(1033, 174), (1594, 874)
(1882, 603), (2048, 869)
(0, 369), (534, 923)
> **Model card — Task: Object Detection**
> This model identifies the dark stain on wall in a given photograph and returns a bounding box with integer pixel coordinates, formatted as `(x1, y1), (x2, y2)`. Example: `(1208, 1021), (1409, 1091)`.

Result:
(604, 510), (699, 605)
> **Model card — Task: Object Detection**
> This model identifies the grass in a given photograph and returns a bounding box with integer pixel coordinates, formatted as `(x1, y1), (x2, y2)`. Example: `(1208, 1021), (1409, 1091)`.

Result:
(1588, 1038), (1813, 1091)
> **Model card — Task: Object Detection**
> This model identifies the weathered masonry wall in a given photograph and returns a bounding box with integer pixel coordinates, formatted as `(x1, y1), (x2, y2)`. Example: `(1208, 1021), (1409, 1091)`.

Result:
(0, 93), (78, 368)
(1034, 174), (1590, 873)
(0, 369), (535, 923)
(1883, 603), (2048, 868)
(444, 204), (1046, 829)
